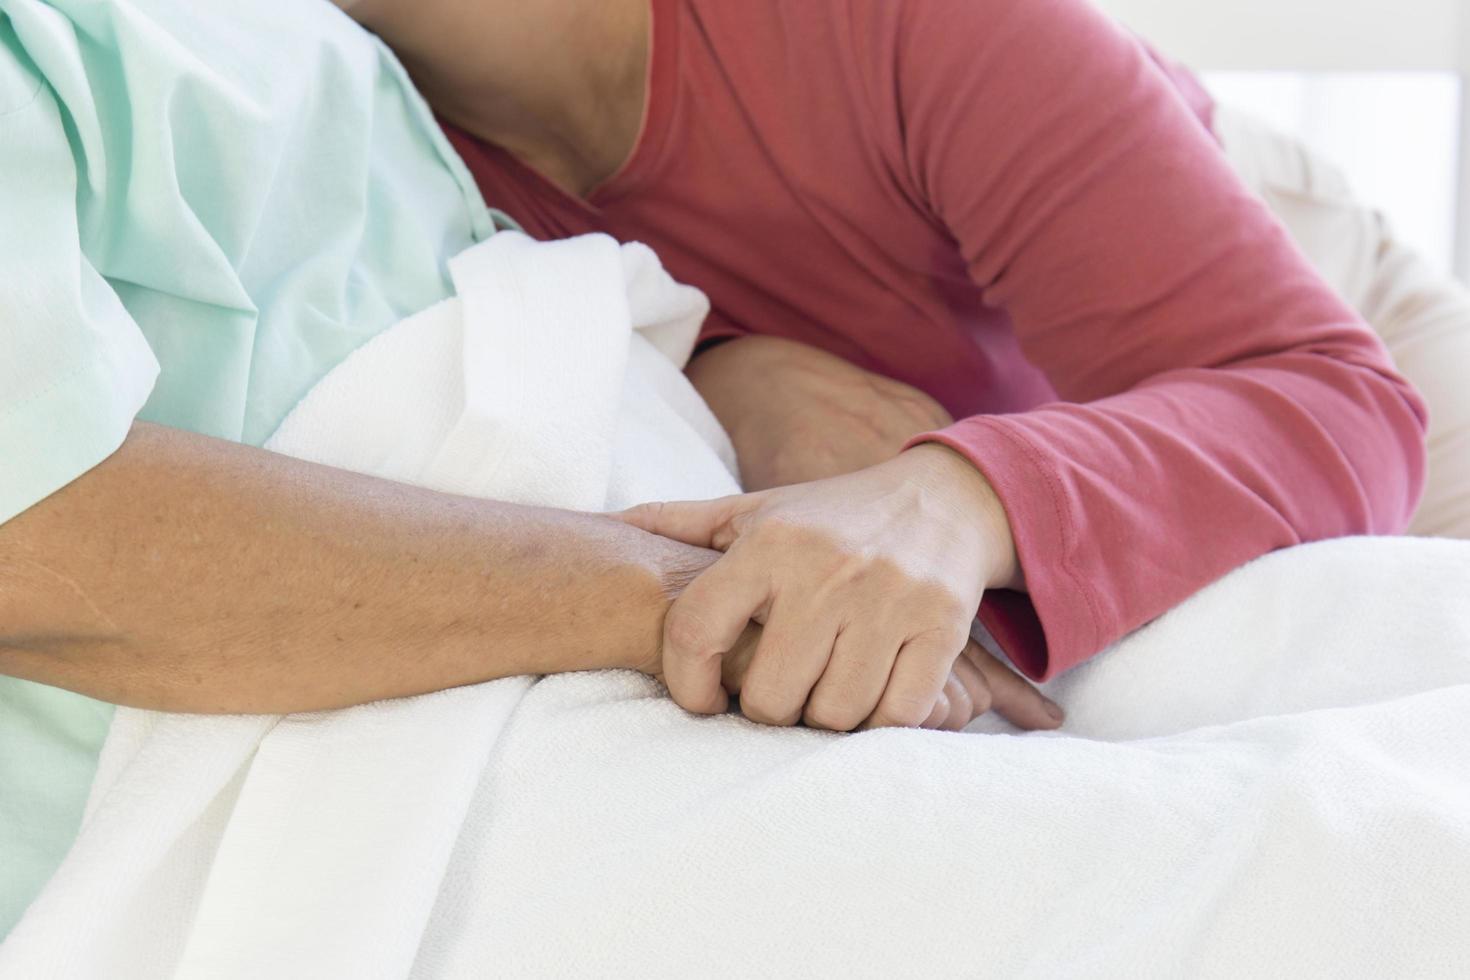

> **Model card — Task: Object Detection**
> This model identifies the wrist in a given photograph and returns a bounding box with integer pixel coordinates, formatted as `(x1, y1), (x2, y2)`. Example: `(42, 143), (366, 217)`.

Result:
(615, 530), (721, 676)
(901, 443), (1022, 591)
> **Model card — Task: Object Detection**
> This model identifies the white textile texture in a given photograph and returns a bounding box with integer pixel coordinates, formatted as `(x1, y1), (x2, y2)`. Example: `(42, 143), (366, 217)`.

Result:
(3, 233), (1469, 980)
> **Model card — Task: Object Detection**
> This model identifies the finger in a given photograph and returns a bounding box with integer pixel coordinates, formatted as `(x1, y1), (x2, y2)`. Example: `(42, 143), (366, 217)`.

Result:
(616, 494), (759, 550)
(964, 643), (1065, 731)
(662, 558), (770, 715)
(719, 621), (763, 695)
(922, 693), (951, 730)
(862, 631), (963, 730)
(949, 651), (993, 723)
(801, 626), (902, 732)
(738, 597), (842, 728)
(939, 671), (973, 731)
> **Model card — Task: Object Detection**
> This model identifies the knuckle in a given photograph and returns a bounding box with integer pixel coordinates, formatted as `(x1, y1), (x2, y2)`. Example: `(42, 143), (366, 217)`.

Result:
(851, 553), (899, 589)
(880, 694), (933, 729)
(748, 515), (799, 546)
(925, 589), (973, 627)
(668, 685), (713, 714)
(878, 376), (950, 422)
(738, 677), (777, 709)
(877, 574), (971, 630)
(803, 700), (862, 733)
(664, 606), (717, 659)
(741, 692), (798, 728)
(969, 683), (993, 717)
(912, 620), (972, 656)
(721, 633), (760, 692)
(904, 575), (968, 614)
(833, 548), (871, 581)
(753, 516), (839, 558)
(927, 696), (951, 727)
(629, 500), (665, 524)
(865, 710), (903, 731)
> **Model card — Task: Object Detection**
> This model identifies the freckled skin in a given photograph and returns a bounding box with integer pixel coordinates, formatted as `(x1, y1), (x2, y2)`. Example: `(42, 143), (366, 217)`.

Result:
(0, 423), (713, 714)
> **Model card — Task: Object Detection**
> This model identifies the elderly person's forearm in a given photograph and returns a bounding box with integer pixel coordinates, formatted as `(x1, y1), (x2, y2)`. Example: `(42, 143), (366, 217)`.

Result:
(0, 423), (707, 714)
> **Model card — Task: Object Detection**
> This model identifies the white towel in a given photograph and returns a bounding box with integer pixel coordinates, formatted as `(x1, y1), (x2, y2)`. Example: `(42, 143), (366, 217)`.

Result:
(5, 232), (1470, 979)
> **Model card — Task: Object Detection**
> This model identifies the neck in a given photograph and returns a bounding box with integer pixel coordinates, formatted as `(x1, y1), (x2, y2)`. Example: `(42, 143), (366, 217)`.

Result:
(349, 0), (651, 196)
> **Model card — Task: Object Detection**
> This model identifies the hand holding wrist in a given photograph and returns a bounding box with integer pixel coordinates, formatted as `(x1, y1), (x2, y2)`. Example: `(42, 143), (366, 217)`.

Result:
(628, 531), (761, 695)
(617, 440), (1030, 730)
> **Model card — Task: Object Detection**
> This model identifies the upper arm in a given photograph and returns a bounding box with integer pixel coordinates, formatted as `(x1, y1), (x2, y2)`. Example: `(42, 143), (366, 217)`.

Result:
(893, 0), (1396, 401)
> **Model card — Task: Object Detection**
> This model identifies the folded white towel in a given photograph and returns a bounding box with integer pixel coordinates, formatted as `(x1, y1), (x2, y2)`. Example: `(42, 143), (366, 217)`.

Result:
(267, 230), (738, 510)
(5, 232), (1469, 980)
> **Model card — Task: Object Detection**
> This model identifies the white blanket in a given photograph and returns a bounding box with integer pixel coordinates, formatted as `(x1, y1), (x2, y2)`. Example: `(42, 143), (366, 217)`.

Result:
(5, 231), (1470, 979)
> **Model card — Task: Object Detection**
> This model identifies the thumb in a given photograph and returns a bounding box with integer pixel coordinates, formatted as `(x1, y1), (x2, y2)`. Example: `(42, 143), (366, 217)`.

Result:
(616, 495), (754, 550)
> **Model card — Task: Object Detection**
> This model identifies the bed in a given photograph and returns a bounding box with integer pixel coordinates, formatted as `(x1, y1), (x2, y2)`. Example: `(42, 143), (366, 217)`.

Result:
(2, 1), (1469, 975)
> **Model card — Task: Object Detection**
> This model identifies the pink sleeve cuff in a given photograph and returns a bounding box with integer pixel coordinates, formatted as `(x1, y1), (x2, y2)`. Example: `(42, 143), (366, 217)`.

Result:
(906, 417), (1105, 681)
(977, 590), (1049, 681)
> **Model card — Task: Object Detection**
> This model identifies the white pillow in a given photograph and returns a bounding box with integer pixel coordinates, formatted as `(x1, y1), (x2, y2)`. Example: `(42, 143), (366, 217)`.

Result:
(1216, 107), (1470, 539)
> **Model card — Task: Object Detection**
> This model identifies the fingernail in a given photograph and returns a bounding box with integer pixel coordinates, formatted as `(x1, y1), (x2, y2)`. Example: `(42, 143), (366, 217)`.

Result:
(1043, 699), (1065, 723)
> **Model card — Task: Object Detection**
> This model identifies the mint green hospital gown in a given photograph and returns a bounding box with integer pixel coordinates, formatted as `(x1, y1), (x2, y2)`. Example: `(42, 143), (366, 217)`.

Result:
(0, 0), (505, 934)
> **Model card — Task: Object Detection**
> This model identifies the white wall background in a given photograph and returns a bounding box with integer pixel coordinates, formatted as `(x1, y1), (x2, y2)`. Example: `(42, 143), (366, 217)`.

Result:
(1204, 71), (1461, 277)
(1094, 0), (1466, 72)
(1091, 0), (1470, 283)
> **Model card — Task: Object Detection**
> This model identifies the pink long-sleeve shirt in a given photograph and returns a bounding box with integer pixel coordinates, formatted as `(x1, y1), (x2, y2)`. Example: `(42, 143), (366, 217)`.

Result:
(445, 0), (1428, 680)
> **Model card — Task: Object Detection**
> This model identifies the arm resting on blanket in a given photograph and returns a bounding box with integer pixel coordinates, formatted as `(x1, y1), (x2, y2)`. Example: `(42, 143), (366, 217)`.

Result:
(0, 423), (711, 714)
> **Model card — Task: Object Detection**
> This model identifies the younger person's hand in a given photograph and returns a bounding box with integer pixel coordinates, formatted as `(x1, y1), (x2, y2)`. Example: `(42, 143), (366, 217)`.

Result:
(620, 444), (1047, 732)
(727, 633), (1061, 732)
(632, 533), (1059, 732)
